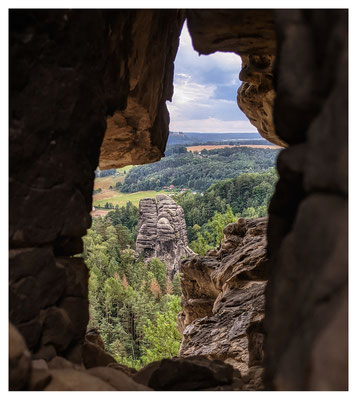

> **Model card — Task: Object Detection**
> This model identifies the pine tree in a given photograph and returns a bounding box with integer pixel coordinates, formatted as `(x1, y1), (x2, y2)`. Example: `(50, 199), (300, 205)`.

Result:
(172, 273), (182, 297)
(140, 296), (181, 365)
(148, 258), (167, 294)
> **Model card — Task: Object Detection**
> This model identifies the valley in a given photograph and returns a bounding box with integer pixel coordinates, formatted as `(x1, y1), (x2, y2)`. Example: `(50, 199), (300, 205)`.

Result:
(85, 137), (281, 369)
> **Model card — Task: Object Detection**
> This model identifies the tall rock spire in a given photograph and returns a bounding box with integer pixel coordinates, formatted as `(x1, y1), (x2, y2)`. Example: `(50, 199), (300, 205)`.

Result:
(136, 195), (195, 278)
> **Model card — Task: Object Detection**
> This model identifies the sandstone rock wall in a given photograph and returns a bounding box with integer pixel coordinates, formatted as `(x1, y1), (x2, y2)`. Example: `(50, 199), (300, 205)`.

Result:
(9, 9), (184, 360)
(238, 54), (286, 147)
(136, 195), (195, 277)
(9, 9), (348, 391)
(186, 10), (348, 390)
(263, 10), (348, 390)
(9, 323), (151, 391)
(99, 10), (185, 169)
(179, 217), (268, 389)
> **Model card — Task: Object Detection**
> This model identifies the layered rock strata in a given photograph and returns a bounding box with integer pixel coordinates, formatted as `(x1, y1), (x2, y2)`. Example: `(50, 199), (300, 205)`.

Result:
(136, 195), (195, 277)
(179, 217), (268, 389)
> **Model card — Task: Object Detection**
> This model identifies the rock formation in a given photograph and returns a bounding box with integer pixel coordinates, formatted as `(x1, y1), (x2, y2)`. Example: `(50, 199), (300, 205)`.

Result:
(136, 195), (195, 277)
(133, 356), (243, 390)
(9, 9), (348, 391)
(99, 10), (185, 169)
(264, 10), (348, 390)
(238, 55), (286, 147)
(9, 322), (151, 391)
(178, 217), (267, 390)
(9, 9), (184, 361)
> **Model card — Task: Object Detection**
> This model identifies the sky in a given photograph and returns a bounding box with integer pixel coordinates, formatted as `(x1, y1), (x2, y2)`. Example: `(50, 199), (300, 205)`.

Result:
(167, 22), (258, 134)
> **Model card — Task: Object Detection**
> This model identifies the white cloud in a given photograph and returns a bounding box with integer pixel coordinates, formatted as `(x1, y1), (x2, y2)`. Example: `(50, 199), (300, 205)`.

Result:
(171, 73), (215, 106)
(169, 117), (257, 133)
(177, 23), (242, 75)
(168, 22), (257, 134)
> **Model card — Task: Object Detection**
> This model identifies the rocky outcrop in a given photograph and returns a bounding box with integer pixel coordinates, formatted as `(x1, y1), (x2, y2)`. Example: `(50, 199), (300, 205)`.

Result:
(133, 356), (243, 391)
(186, 10), (276, 56)
(238, 55), (286, 147)
(9, 322), (151, 391)
(179, 217), (267, 390)
(9, 323), (32, 390)
(136, 195), (195, 277)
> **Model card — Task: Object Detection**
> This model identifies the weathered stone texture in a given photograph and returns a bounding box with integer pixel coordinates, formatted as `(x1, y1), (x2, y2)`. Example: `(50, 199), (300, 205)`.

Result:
(100, 10), (185, 169)
(9, 9), (348, 391)
(238, 55), (286, 147)
(136, 195), (195, 277)
(264, 9), (348, 390)
(187, 10), (276, 55)
(179, 218), (267, 389)
(10, 324), (152, 391)
(133, 356), (241, 391)
(10, 9), (184, 361)
(9, 323), (32, 390)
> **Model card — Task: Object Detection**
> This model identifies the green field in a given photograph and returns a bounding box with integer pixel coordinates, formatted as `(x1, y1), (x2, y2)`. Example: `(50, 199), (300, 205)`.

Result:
(94, 165), (135, 191)
(93, 190), (169, 208)
(93, 165), (171, 208)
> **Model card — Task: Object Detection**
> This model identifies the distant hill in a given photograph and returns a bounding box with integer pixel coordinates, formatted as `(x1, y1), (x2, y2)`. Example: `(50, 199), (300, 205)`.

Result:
(121, 146), (280, 193)
(167, 131), (265, 145)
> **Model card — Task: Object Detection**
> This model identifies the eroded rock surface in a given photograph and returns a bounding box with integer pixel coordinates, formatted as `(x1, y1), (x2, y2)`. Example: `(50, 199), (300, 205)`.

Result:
(264, 10), (348, 390)
(9, 9), (348, 391)
(136, 195), (195, 277)
(9, 9), (184, 360)
(133, 356), (241, 391)
(9, 323), (32, 390)
(238, 55), (286, 147)
(99, 10), (185, 169)
(9, 323), (151, 391)
(179, 218), (268, 390)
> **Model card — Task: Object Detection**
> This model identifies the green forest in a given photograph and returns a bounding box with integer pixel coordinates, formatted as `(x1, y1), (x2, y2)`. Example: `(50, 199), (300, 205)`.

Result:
(83, 215), (182, 369)
(121, 146), (279, 193)
(83, 146), (280, 369)
(173, 168), (277, 245)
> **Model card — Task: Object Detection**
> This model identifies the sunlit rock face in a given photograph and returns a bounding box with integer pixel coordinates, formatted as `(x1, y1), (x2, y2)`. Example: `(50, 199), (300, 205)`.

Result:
(99, 10), (185, 169)
(186, 9), (285, 148)
(238, 55), (286, 147)
(136, 195), (195, 277)
(179, 217), (268, 390)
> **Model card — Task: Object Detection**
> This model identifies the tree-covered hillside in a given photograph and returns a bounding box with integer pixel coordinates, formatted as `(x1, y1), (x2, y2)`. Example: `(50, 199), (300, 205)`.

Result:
(83, 216), (182, 369)
(121, 146), (279, 193)
(84, 148), (280, 366)
(173, 168), (277, 243)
